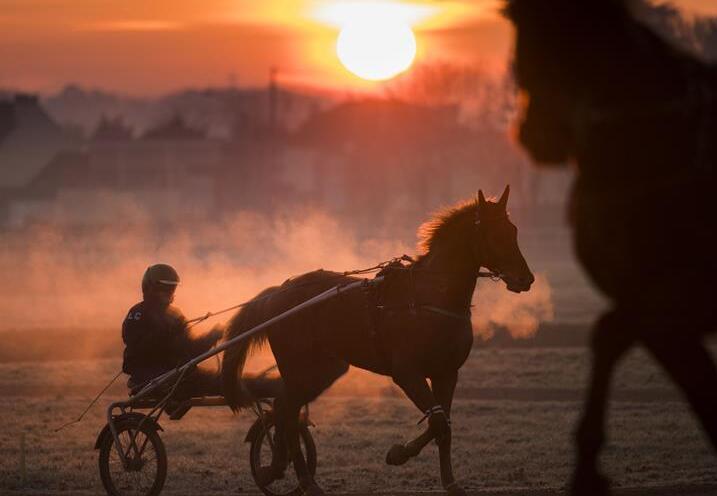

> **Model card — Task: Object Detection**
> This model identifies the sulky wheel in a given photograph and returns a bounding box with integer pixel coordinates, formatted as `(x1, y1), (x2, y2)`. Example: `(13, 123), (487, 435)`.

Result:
(249, 416), (317, 496)
(98, 417), (167, 496)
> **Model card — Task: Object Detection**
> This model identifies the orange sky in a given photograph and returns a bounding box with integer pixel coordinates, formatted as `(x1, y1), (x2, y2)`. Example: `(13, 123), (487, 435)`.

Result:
(0, 0), (715, 96)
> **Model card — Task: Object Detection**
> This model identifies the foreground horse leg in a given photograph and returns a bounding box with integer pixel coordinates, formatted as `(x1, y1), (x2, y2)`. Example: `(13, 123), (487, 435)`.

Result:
(572, 309), (635, 496)
(642, 330), (717, 449)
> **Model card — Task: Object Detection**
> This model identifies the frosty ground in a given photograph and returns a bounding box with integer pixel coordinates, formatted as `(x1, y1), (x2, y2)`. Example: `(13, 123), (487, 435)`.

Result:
(2, 344), (716, 496)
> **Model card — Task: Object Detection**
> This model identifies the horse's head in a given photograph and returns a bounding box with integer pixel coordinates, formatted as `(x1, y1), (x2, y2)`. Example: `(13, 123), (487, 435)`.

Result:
(504, 0), (636, 165)
(473, 186), (534, 293)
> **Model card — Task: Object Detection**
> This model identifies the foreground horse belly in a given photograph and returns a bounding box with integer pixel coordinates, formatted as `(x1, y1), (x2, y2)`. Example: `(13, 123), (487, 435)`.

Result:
(573, 189), (716, 303)
(573, 208), (631, 299)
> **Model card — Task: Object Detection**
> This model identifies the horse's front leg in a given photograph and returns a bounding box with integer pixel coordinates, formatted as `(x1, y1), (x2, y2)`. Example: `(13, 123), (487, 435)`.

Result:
(390, 367), (454, 489)
(431, 370), (463, 496)
(385, 366), (440, 465)
(572, 309), (634, 496)
(386, 426), (434, 465)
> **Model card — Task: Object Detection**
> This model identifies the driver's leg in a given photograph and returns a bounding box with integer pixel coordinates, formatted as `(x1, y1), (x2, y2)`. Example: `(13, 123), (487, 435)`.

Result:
(181, 368), (284, 399)
(178, 367), (223, 397)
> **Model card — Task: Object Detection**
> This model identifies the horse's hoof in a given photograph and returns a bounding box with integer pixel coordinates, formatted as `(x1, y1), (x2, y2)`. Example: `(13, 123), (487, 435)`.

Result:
(570, 466), (610, 496)
(445, 482), (467, 496)
(386, 444), (411, 466)
(302, 482), (326, 496)
(255, 466), (285, 486)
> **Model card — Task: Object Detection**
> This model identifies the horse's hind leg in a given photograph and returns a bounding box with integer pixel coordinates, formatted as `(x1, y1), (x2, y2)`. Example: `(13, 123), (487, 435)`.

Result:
(572, 309), (635, 496)
(283, 396), (324, 495)
(254, 392), (290, 486)
(275, 354), (348, 496)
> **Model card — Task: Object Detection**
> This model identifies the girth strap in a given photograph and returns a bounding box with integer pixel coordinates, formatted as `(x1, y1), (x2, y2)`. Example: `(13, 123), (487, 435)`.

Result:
(376, 304), (471, 323)
(420, 305), (472, 323)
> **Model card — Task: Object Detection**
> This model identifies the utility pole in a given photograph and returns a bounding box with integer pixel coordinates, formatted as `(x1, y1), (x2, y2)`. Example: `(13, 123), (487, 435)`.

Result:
(269, 66), (278, 136)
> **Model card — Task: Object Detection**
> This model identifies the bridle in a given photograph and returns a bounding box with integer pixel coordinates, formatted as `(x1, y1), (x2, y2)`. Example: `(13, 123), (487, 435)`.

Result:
(472, 201), (509, 284)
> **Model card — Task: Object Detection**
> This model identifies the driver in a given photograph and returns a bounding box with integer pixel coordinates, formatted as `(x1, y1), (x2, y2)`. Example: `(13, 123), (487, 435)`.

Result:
(122, 264), (279, 400)
(122, 263), (224, 396)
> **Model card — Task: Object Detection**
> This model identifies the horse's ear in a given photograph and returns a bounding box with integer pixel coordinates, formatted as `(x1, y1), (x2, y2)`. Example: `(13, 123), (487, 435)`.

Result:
(498, 185), (510, 210)
(478, 190), (487, 207)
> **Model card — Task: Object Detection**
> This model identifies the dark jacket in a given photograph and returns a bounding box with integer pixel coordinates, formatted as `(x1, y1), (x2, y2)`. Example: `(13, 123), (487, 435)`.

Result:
(121, 301), (217, 384)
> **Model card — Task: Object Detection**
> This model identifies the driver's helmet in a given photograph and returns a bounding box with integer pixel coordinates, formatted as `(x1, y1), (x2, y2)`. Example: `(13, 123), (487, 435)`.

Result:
(141, 263), (180, 294)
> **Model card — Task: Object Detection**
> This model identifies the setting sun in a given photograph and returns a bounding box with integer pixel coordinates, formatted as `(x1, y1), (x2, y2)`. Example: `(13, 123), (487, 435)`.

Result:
(313, 1), (434, 82)
(337, 19), (416, 80)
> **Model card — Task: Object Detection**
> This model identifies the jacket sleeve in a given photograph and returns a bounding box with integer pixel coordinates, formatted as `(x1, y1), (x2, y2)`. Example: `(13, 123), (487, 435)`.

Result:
(171, 319), (221, 362)
(167, 311), (204, 362)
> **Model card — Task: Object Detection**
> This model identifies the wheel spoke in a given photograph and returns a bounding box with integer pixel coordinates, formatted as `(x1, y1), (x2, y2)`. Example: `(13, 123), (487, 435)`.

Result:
(102, 424), (163, 496)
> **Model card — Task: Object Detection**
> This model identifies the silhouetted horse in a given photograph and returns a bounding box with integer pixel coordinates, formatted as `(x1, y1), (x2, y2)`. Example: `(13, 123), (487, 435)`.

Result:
(222, 188), (534, 496)
(505, 1), (717, 494)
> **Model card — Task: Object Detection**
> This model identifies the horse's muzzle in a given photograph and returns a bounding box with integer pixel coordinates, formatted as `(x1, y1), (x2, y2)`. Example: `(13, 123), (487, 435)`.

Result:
(505, 273), (535, 293)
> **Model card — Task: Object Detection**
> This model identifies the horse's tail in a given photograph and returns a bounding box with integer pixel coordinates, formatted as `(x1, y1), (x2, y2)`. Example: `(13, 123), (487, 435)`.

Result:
(221, 287), (275, 411)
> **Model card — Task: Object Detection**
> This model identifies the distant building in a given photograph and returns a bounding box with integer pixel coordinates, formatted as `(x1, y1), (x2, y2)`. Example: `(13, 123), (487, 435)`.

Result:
(91, 115), (134, 142)
(286, 98), (536, 222)
(0, 90), (570, 230)
(0, 93), (80, 226)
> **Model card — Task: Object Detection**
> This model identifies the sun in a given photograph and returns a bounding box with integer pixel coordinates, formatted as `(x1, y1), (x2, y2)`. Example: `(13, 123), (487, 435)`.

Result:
(336, 18), (417, 81)
(312, 2), (431, 82)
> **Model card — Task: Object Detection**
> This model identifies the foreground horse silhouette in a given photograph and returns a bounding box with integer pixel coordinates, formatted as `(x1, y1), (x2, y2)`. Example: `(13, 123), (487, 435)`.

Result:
(222, 189), (534, 496)
(506, 1), (717, 494)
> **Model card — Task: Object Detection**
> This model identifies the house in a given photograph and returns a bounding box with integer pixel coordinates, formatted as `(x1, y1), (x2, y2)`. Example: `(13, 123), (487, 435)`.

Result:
(0, 94), (80, 226)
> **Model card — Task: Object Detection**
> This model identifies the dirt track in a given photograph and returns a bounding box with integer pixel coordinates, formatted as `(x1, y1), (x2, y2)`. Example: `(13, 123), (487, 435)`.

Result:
(6, 487), (717, 496)
(2, 352), (716, 496)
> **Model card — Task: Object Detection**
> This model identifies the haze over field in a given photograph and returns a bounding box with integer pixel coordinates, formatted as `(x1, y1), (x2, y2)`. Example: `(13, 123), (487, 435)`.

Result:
(0, 204), (559, 354)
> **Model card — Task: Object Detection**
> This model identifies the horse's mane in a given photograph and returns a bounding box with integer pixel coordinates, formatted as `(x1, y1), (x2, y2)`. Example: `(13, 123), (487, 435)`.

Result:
(417, 199), (477, 254)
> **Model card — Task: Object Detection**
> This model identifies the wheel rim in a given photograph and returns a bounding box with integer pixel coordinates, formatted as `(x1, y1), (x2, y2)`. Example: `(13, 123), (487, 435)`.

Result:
(107, 428), (160, 496)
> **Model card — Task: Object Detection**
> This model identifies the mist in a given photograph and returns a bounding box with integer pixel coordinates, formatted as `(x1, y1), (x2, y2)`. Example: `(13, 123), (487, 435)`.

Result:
(0, 198), (554, 362)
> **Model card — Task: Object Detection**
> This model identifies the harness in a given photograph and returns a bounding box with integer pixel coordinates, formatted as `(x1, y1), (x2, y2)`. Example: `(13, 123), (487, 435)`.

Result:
(363, 256), (499, 369)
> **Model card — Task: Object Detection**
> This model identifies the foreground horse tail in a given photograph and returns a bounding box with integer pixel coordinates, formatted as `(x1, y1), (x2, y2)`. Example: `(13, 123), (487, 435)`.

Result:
(221, 287), (276, 411)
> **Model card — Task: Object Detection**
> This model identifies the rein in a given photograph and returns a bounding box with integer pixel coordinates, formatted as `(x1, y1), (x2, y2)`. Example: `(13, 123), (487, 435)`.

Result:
(184, 256), (498, 328)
